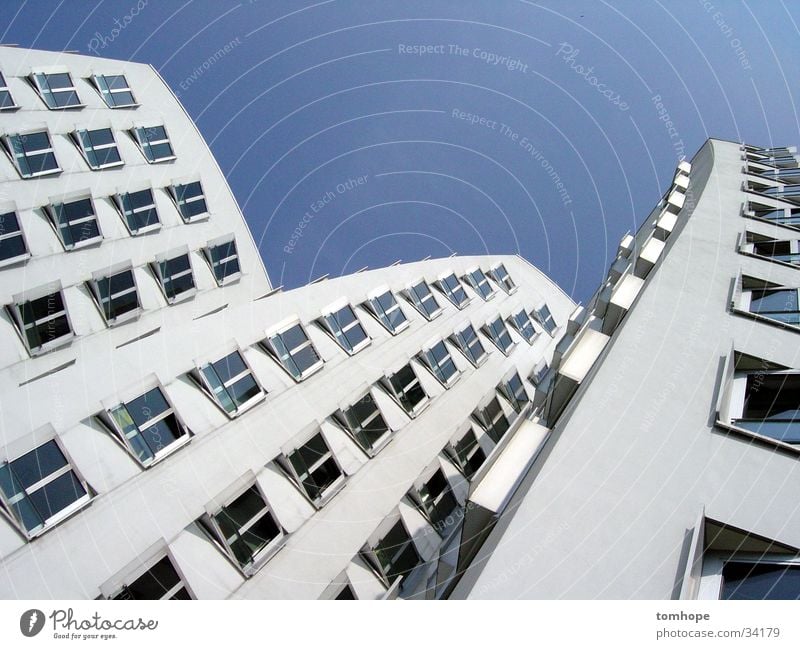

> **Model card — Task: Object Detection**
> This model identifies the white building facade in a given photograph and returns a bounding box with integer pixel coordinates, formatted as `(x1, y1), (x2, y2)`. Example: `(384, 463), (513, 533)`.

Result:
(0, 48), (576, 600)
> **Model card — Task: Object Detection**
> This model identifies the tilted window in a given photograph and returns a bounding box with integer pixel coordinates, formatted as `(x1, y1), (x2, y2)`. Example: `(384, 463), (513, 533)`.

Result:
(412, 468), (459, 529)
(366, 519), (422, 587)
(0, 210), (30, 266)
(45, 196), (102, 250)
(284, 431), (345, 505)
(132, 125), (175, 163)
(745, 201), (800, 227)
(197, 350), (264, 417)
(320, 303), (370, 354)
(448, 425), (487, 480)
(92, 74), (137, 108)
(0, 438), (91, 537)
(263, 321), (324, 380)
(464, 268), (495, 300)
(0, 71), (15, 109)
(335, 390), (392, 454)
(89, 266), (141, 325)
(741, 232), (800, 267)
(203, 236), (241, 285)
(73, 128), (123, 170)
(489, 263), (517, 294)
(3, 131), (60, 178)
(508, 308), (537, 343)
(203, 482), (284, 574)
(533, 303), (557, 335)
(406, 279), (442, 320)
(483, 316), (515, 354)
(383, 364), (428, 416)
(8, 285), (74, 354)
(104, 386), (191, 466)
(499, 371), (529, 413)
(153, 251), (196, 304)
(114, 188), (160, 234)
(473, 396), (510, 443)
(436, 272), (470, 308)
(420, 340), (460, 386)
(364, 288), (408, 334)
(170, 181), (209, 222)
(111, 554), (192, 600)
(31, 71), (82, 109)
(451, 323), (488, 366)
(738, 276), (800, 327)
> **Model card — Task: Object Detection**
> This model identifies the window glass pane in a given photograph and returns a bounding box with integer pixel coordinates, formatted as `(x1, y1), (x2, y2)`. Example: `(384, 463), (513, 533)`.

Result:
(138, 415), (182, 455)
(9, 440), (67, 490)
(220, 487), (265, 531)
(212, 352), (248, 385)
(118, 556), (182, 600)
(125, 388), (169, 427)
(722, 562), (800, 600)
(227, 375), (261, 407)
(27, 470), (86, 521)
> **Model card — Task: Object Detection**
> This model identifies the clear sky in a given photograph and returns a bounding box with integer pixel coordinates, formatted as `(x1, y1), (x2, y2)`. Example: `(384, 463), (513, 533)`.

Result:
(3, 0), (798, 302)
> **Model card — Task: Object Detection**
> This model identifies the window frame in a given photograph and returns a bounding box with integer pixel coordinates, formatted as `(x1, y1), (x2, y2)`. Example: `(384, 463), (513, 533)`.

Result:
(334, 389), (393, 456)
(100, 382), (192, 468)
(446, 422), (487, 480)
(88, 264), (142, 326)
(131, 124), (176, 164)
(405, 278), (443, 320)
(112, 187), (161, 235)
(382, 363), (430, 418)
(168, 179), (210, 223)
(2, 129), (61, 179)
(473, 395), (511, 443)
(488, 263), (517, 294)
(201, 477), (286, 576)
(152, 248), (197, 304)
(498, 370), (530, 414)
(45, 194), (103, 250)
(71, 127), (124, 171)
(0, 71), (17, 110)
(282, 427), (346, 508)
(8, 282), (75, 355)
(106, 550), (194, 600)
(194, 348), (265, 418)
(30, 70), (83, 110)
(0, 208), (31, 267)
(532, 303), (557, 336)
(463, 267), (496, 301)
(262, 318), (324, 381)
(203, 235), (242, 286)
(435, 271), (471, 309)
(362, 513), (422, 589)
(482, 315), (516, 355)
(91, 73), (138, 109)
(0, 433), (93, 539)
(450, 322), (489, 367)
(735, 275), (800, 329)
(363, 285), (409, 335)
(419, 338), (461, 388)
(508, 308), (538, 344)
(319, 299), (371, 355)
(409, 464), (460, 532)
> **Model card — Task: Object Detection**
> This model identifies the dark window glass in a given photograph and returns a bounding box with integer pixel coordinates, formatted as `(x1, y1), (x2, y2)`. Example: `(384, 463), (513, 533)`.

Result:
(722, 562), (800, 600)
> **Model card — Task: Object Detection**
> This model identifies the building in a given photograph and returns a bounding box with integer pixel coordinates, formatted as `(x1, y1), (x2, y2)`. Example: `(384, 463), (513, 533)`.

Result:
(0, 46), (576, 600)
(455, 139), (800, 600)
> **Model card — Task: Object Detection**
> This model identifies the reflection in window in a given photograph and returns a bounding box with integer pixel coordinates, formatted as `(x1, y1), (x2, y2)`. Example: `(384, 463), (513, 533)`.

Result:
(198, 350), (263, 416)
(264, 322), (323, 380)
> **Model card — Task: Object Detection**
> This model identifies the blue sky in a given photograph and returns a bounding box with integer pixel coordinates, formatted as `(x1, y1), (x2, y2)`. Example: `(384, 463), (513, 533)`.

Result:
(3, 0), (798, 301)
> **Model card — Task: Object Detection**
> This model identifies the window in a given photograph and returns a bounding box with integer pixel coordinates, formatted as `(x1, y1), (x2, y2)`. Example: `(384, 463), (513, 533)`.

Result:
(31, 71), (82, 109)
(0, 210), (29, 266)
(45, 196), (102, 250)
(92, 74), (137, 108)
(335, 391), (392, 454)
(132, 125), (175, 163)
(205, 483), (283, 573)
(170, 181), (209, 222)
(421, 340), (460, 386)
(73, 128), (122, 170)
(204, 237), (241, 285)
(529, 358), (549, 386)
(413, 469), (458, 529)
(153, 251), (196, 304)
(464, 267), (495, 300)
(746, 286), (800, 325)
(8, 285), (73, 354)
(285, 432), (345, 505)
(384, 364), (428, 416)
(533, 303), (557, 335)
(0, 438), (91, 537)
(745, 202), (800, 227)
(364, 288), (408, 334)
(406, 279), (442, 320)
(720, 561), (800, 600)
(111, 555), (192, 600)
(369, 520), (421, 587)
(473, 396), (510, 443)
(483, 316), (515, 355)
(3, 131), (60, 178)
(743, 233), (800, 267)
(451, 323), (488, 366)
(499, 371), (529, 413)
(509, 308), (537, 343)
(448, 425), (486, 480)
(105, 386), (190, 466)
(114, 188), (160, 234)
(197, 350), (263, 417)
(436, 272), (470, 308)
(263, 321), (324, 380)
(0, 71), (16, 109)
(90, 266), (141, 325)
(733, 372), (800, 444)
(320, 303), (370, 354)
(489, 263), (517, 293)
